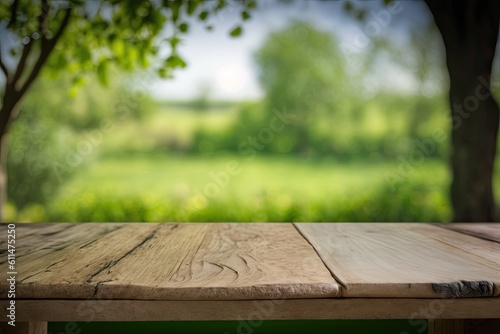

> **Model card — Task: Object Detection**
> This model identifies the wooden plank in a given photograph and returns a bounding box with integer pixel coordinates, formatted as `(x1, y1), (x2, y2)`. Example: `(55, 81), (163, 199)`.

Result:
(3, 298), (500, 322)
(417, 224), (500, 274)
(0, 223), (123, 265)
(0, 223), (74, 257)
(440, 223), (500, 244)
(295, 223), (500, 298)
(0, 322), (47, 334)
(0, 223), (339, 300)
(428, 319), (464, 334)
(401, 224), (500, 297)
(90, 223), (339, 300)
(0, 223), (157, 299)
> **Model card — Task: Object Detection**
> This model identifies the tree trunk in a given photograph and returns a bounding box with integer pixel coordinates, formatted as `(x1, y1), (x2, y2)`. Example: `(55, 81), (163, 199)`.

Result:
(0, 99), (19, 221)
(0, 6), (72, 220)
(425, 0), (500, 221)
(0, 133), (7, 220)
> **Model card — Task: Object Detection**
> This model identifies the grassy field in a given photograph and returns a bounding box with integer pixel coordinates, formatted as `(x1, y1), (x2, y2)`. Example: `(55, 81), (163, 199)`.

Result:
(12, 97), (500, 223)
(35, 153), (452, 222)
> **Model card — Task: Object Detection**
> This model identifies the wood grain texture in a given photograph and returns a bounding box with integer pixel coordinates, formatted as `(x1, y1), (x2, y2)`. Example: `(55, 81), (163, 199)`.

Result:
(428, 319), (464, 334)
(295, 223), (500, 298)
(440, 223), (500, 244)
(417, 224), (500, 297)
(0, 223), (339, 300)
(0, 322), (47, 334)
(3, 298), (500, 322)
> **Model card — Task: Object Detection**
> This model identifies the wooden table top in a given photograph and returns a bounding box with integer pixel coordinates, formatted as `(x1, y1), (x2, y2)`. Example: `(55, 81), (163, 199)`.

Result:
(1, 223), (499, 301)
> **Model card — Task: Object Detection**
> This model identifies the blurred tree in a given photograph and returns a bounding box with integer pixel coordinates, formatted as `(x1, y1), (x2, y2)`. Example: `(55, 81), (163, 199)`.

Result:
(405, 26), (445, 140)
(372, 24), (445, 140)
(254, 21), (347, 156)
(0, 0), (255, 218)
(347, 0), (499, 221)
(7, 81), (68, 211)
(424, 0), (500, 221)
(193, 81), (212, 112)
(7, 71), (152, 212)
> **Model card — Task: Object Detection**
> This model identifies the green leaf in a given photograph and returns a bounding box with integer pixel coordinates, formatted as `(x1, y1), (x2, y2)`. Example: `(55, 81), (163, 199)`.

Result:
(69, 75), (86, 97)
(77, 46), (91, 63)
(68, 0), (84, 6)
(247, 1), (256, 9)
(139, 49), (150, 68)
(158, 67), (172, 78)
(356, 9), (365, 20)
(165, 55), (187, 68)
(229, 26), (242, 37)
(187, 0), (198, 15)
(170, 1), (180, 22)
(97, 61), (109, 86)
(344, 1), (353, 12)
(111, 39), (125, 58)
(72, 75), (85, 86)
(179, 22), (189, 33)
(215, 0), (226, 11)
(241, 11), (250, 21)
(199, 11), (208, 21)
(169, 36), (181, 50)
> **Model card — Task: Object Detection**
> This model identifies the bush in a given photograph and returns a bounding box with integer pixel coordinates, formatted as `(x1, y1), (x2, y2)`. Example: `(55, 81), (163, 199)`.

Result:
(7, 72), (156, 211)
(7, 89), (74, 210)
(45, 180), (449, 222)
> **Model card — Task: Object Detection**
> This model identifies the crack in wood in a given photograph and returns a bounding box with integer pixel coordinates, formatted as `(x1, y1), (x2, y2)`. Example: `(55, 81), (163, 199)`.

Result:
(92, 279), (114, 298)
(432, 280), (494, 298)
(75, 226), (125, 252)
(434, 223), (500, 244)
(169, 227), (209, 282)
(40, 224), (77, 237)
(86, 226), (161, 286)
(292, 223), (348, 294)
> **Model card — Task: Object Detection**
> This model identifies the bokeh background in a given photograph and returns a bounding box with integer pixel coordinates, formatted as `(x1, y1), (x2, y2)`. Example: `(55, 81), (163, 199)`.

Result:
(5, 0), (500, 222)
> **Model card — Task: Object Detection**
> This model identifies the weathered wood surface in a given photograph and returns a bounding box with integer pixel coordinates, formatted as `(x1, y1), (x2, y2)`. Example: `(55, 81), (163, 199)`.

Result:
(428, 319), (464, 334)
(3, 298), (500, 322)
(0, 223), (339, 300)
(440, 223), (500, 244)
(295, 223), (500, 298)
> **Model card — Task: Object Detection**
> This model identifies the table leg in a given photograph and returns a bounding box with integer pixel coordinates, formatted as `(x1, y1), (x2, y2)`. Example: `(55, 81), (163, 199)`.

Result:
(0, 322), (47, 334)
(464, 319), (500, 333)
(428, 319), (464, 334)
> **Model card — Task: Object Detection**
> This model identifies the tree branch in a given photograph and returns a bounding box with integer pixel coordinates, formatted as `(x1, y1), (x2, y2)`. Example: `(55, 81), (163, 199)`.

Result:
(8, 0), (19, 28)
(39, 0), (49, 36)
(12, 41), (33, 87)
(10, 0), (51, 87)
(50, 6), (72, 45)
(0, 6), (72, 140)
(0, 47), (9, 80)
(18, 7), (72, 98)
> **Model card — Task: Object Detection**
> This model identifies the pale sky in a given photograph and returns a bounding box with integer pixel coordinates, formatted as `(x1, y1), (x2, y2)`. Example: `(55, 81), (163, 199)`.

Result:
(0, 1), (436, 100)
(150, 1), (435, 101)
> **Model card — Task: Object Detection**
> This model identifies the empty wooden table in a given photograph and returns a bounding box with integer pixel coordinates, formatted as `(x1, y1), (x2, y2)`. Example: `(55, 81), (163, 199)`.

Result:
(1, 223), (499, 334)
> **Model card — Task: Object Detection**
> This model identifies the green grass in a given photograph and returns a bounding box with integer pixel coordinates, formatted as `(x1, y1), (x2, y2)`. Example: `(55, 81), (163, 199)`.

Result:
(11, 96), (491, 223)
(99, 105), (239, 154)
(38, 154), (451, 222)
(56, 154), (445, 201)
